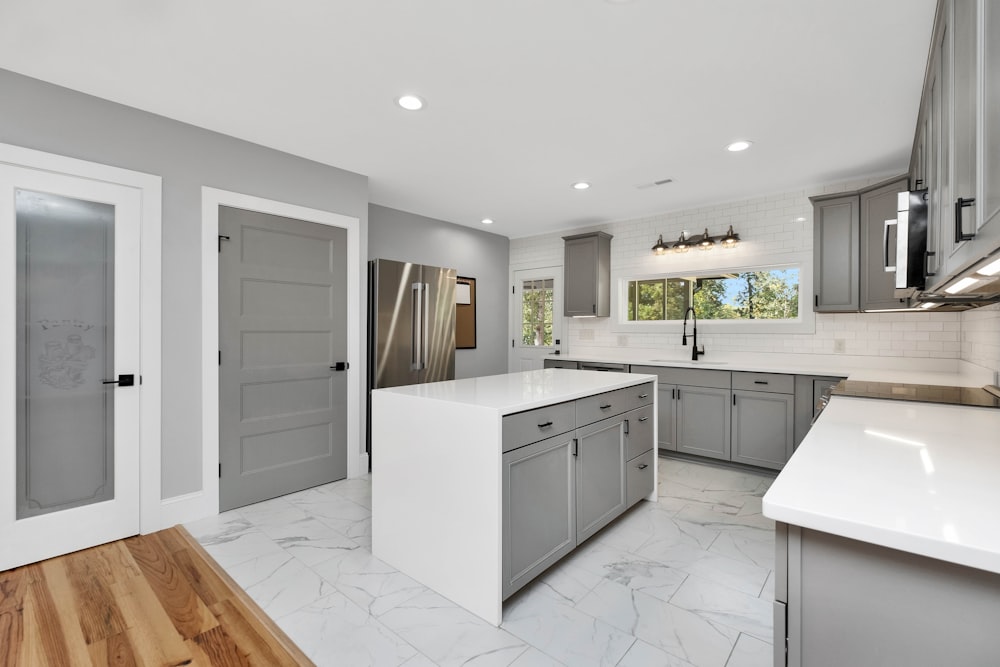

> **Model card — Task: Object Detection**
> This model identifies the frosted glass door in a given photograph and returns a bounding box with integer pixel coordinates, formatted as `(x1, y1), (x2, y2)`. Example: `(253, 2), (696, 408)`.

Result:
(1, 162), (141, 571)
(16, 190), (116, 518)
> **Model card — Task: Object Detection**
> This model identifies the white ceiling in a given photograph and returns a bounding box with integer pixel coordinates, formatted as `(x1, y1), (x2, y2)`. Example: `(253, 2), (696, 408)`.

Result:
(0, 0), (937, 239)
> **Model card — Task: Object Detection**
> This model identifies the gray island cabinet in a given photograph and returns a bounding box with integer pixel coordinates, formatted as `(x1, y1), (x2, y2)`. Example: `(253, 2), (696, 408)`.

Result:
(372, 369), (656, 625)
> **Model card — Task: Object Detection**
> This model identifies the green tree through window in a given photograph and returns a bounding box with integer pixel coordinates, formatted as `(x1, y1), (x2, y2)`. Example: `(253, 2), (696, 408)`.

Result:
(521, 278), (554, 345)
(626, 268), (799, 321)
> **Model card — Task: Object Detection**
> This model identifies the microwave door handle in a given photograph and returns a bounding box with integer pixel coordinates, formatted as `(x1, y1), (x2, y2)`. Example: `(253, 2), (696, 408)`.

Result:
(883, 219), (897, 272)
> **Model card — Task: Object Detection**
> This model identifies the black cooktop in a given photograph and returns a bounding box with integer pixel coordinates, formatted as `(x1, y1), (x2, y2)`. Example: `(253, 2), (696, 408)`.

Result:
(831, 380), (1000, 409)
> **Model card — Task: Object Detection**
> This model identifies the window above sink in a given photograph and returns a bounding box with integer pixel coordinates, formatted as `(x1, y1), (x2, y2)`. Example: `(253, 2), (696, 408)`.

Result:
(611, 262), (816, 335)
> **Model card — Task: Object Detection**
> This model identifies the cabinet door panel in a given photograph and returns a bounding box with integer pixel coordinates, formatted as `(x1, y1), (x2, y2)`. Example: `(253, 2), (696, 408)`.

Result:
(502, 434), (576, 599)
(676, 386), (731, 460)
(813, 196), (859, 312)
(623, 404), (654, 460)
(576, 417), (626, 542)
(732, 391), (794, 470)
(984, 1), (1000, 229)
(657, 384), (677, 451)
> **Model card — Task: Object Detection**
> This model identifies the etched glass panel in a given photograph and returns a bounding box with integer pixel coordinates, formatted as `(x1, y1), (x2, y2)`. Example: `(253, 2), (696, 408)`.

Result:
(16, 189), (115, 519)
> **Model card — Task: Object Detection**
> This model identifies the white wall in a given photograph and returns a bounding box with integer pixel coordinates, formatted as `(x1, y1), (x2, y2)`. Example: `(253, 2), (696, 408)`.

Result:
(0, 69), (369, 501)
(512, 177), (973, 363)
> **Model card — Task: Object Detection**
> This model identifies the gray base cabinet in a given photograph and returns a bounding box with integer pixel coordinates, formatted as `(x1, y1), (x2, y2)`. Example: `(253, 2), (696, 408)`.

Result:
(775, 522), (1000, 667)
(501, 380), (654, 599)
(656, 383), (678, 451)
(732, 391), (793, 470)
(575, 416), (626, 543)
(502, 433), (576, 600)
(676, 385), (732, 461)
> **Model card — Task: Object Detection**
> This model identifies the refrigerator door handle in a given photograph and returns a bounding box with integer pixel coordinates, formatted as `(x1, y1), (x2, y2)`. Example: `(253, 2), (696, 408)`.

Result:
(422, 282), (430, 371)
(411, 282), (423, 371)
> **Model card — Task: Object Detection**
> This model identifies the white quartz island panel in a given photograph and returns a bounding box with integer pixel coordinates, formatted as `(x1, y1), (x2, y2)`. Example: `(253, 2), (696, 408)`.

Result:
(763, 396), (1000, 573)
(371, 369), (656, 625)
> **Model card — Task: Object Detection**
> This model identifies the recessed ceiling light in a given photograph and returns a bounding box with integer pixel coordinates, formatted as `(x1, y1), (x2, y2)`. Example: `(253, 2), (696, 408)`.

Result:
(396, 95), (425, 111)
(572, 182), (591, 190)
(481, 218), (494, 225)
(726, 140), (753, 152)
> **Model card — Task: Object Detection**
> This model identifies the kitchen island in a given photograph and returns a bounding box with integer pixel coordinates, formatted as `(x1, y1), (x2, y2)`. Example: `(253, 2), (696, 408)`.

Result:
(371, 369), (657, 625)
(763, 396), (1000, 666)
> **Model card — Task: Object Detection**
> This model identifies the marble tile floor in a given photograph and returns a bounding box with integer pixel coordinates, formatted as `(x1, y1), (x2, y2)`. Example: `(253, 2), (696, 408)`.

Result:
(186, 457), (776, 667)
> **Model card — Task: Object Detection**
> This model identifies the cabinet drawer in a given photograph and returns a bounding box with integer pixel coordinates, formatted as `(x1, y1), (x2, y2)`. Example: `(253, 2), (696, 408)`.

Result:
(633, 366), (730, 389)
(732, 371), (794, 394)
(576, 381), (654, 425)
(543, 358), (579, 369)
(625, 448), (655, 507)
(502, 401), (576, 453)
(624, 405), (654, 461)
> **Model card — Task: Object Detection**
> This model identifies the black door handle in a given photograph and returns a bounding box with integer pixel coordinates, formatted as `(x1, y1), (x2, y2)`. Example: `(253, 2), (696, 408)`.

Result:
(331, 362), (350, 371)
(102, 374), (135, 387)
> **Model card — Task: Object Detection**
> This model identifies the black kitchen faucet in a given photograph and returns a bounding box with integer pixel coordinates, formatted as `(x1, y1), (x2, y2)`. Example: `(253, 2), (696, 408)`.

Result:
(682, 306), (705, 361)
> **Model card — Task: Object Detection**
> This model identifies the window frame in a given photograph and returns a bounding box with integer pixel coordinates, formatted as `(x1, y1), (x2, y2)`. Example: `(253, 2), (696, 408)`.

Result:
(611, 260), (817, 335)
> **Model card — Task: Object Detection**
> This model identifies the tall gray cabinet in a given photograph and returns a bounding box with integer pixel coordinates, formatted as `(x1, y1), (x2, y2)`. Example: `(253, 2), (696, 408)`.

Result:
(563, 232), (612, 317)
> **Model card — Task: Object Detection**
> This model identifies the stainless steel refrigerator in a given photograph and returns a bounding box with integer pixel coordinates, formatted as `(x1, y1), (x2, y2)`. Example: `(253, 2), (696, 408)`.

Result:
(368, 258), (456, 466)
(369, 258), (456, 389)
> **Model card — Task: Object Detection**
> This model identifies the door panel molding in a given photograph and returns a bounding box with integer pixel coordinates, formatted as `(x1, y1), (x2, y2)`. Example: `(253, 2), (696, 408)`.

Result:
(0, 142), (162, 554)
(198, 187), (361, 522)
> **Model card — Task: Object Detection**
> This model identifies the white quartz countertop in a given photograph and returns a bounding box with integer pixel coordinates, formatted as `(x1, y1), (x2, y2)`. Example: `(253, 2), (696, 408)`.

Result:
(373, 368), (656, 415)
(763, 396), (1000, 574)
(550, 351), (995, 387)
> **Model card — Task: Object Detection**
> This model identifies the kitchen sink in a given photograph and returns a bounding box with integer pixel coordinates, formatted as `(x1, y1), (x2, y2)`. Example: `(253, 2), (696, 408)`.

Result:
(649, 359), (727, 365)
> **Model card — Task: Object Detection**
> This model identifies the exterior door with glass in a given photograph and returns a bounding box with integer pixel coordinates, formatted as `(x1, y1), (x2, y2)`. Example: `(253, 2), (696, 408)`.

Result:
(0, 164), (142, 571)
(509, 267), (562, 372)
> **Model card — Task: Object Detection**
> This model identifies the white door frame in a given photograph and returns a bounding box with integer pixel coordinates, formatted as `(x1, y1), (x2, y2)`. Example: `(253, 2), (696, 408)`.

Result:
(0, 142), (162, 535)
(199, 187), (362, 519)
(509, 265), (563, 372)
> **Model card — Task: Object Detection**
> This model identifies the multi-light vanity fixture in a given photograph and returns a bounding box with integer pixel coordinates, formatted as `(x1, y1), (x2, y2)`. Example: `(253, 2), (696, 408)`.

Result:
(651, 225), (740, 255)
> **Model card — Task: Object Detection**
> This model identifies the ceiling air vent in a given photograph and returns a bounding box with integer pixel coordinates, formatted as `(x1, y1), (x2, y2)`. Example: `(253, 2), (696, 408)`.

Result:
(636, 178), (674, 190)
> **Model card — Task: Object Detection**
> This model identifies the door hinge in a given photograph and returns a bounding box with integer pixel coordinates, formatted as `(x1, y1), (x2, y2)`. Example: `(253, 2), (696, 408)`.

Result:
(218, 234), (231, 252)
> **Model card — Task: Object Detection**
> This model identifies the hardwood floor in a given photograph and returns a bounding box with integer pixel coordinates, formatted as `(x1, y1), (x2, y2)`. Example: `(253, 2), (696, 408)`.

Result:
(0, 526), (313, 666)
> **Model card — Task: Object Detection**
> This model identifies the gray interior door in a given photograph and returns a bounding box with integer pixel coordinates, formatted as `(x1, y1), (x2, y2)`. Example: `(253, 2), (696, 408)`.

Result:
(219, 206), (348, 511)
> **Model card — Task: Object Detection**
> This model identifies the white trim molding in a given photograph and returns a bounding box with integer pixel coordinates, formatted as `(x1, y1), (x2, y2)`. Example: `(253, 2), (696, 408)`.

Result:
(197, 187), (363, 523)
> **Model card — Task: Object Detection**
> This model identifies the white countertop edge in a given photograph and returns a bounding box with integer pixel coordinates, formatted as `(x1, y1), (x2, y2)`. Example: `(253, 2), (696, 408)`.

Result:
(373, 369), (659, 415)
(762, 499), (1000, 575)
(549, 351), (996, 387)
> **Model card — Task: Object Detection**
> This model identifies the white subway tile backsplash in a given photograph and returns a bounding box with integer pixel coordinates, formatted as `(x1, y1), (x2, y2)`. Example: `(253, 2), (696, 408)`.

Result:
(511, 179), (997, 372)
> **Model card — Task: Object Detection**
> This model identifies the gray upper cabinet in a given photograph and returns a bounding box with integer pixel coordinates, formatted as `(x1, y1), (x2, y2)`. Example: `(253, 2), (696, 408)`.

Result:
(812, 195), (860, 312)
(912, 0), (1000, 286)
(860, 178), (910, 310)
(563, 232), (612, 317)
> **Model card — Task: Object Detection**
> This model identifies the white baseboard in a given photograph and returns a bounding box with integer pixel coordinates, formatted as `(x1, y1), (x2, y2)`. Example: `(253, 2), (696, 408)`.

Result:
(155, 491), (218, 531)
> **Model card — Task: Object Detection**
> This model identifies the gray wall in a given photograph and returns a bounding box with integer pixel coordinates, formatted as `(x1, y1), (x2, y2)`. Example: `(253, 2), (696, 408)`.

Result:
(1, 69), (369, 498)
(368, 204), (510, 379)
